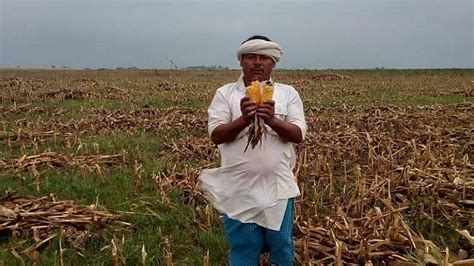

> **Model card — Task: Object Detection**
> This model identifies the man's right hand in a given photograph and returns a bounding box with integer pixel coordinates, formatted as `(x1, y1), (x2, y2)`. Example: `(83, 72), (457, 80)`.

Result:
(211, 97), (256, 145)
(240, 96), (257, 123)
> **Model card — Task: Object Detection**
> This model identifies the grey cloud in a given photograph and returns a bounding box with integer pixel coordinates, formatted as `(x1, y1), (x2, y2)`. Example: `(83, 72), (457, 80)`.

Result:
(1, 0), (472, 69)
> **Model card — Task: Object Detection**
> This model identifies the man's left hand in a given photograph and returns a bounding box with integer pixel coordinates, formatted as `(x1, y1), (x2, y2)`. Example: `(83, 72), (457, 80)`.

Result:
(256, 100), (275, 125)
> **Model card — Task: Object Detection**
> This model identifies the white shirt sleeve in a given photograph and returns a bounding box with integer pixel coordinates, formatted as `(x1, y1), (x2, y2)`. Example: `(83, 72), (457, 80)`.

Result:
(286, 87), (308, 139)
(207, 87), (231, 137)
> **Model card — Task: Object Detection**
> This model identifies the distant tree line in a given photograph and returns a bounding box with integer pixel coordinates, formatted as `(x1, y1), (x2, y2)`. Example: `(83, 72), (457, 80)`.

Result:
(185, 65), (229, 70)
(80, 65), (230, 71)
(115, 67), (140, 70)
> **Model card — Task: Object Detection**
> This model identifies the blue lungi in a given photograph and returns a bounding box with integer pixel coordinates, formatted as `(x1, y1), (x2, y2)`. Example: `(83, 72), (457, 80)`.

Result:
(223, 198), (295, 266)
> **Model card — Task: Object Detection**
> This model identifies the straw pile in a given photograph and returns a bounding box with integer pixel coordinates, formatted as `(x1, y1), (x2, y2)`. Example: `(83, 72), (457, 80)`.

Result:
(0, 190), (129, 254)
(8, 107), (206, 136)
(0, 152), (127, 172)
(313, 72), (353, 81)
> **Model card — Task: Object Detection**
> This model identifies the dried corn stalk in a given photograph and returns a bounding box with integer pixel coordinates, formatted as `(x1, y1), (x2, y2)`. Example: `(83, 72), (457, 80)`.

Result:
(244, 80), (274, 152)
(0, 191), (130, 252)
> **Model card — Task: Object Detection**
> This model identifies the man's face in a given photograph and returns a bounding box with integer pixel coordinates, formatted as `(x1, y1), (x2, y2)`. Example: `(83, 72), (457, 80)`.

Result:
(240, 53), (275, 84)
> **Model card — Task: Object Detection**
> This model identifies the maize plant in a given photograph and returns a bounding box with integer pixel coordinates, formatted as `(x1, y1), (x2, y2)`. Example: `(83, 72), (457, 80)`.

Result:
(244, 80), (274, 152)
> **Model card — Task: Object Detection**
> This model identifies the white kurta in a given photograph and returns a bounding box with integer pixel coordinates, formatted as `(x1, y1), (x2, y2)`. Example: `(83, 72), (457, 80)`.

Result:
(198, 76), (307, 230)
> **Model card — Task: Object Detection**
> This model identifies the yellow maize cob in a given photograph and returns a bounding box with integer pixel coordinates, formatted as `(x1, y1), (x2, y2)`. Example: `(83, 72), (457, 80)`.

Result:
(261, 83), (274, 103)
(246, 81), (261, 104)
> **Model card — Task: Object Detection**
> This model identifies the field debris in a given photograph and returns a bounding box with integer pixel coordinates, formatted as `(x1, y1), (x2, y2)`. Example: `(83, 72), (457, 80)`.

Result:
(1, 70), (472, 264)
(158, 103), (473, 264)
(0, 152), (127, 173)
(313, 72), (353, 81)
(159, 137), (218, 164)
(0, 190), (129, 253)
(291, 103), (473, 264)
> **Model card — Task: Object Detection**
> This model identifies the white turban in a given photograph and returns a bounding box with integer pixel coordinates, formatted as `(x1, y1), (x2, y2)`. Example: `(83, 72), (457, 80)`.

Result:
(236, 39), (283, 63)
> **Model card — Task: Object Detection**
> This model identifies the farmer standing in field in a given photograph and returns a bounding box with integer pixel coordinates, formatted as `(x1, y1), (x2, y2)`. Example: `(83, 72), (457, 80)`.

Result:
(199, 35), (307, 265)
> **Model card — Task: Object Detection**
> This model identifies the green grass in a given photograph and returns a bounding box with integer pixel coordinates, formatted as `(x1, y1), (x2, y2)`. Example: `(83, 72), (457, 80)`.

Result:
(405, 197), (471, 253)
(395, 95), (473, 106)
(306, 87), (473, 108)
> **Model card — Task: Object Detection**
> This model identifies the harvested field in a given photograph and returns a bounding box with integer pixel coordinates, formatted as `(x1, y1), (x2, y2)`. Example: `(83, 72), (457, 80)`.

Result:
(0, 69), (473, 265)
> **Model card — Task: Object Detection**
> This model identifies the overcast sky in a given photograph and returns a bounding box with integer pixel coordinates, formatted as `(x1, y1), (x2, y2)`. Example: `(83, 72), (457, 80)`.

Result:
(1, 0), (472, 69)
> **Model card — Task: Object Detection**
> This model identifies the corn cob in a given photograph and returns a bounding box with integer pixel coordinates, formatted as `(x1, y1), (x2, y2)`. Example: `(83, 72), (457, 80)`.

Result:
(261, 83), (274, 103)
(246, 81), (261, 104)
(244, 80), (274, 152)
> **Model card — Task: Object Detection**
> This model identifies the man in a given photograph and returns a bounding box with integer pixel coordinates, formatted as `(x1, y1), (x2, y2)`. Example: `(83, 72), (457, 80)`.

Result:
(199, 35), (307, 265)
